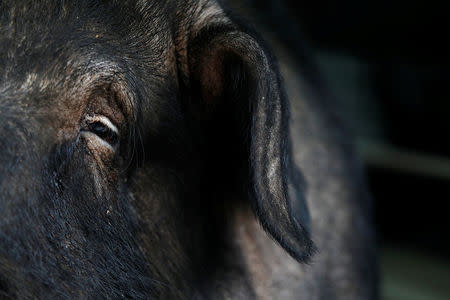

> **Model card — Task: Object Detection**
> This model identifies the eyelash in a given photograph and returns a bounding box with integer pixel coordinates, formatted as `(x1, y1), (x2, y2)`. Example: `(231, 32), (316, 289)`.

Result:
(85, 119), (119, 147)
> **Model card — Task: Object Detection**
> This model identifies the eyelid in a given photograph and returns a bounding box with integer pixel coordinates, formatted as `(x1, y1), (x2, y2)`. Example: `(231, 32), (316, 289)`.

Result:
(85, 115), (119, 136)
(82, 131), (116, 151)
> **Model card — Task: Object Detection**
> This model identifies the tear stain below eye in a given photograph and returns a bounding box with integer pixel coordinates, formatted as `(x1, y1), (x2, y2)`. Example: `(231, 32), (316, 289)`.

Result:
(79, 130), (120, 198)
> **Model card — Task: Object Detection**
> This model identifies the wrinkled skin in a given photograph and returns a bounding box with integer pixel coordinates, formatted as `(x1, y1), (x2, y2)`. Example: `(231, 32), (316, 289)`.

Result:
(0, 0), (377, 299)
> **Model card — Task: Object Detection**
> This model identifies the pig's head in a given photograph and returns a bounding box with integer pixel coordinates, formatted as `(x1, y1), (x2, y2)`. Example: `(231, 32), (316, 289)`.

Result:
(0, 1), (314, 298)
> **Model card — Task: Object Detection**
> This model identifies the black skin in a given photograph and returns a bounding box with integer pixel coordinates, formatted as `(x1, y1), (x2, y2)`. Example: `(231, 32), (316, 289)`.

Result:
(0, 0), (376, 299)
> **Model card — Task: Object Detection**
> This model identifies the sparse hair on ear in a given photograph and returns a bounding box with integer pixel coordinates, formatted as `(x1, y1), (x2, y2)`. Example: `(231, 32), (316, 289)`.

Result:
(175, 0), (316, 263)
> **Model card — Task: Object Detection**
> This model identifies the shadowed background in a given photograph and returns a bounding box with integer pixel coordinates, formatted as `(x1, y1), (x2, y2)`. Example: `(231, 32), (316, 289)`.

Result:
(291, 1), (450, 299)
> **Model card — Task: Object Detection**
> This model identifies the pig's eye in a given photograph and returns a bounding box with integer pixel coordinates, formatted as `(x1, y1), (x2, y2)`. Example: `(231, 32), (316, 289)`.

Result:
(88, 121), (118, 146)
(83, 116), (119, 147)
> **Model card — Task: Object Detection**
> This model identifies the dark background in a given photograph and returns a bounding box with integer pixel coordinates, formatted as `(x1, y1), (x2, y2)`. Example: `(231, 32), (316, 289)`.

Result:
(283, 0), (450, 255)
(290, 1), (450, 299)
(239, 0), (450, 299)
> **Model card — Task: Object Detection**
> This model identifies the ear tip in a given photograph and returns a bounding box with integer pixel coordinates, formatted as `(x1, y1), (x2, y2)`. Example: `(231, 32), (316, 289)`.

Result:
(282, 228), (317, 264)
(260, 218), (317, 264)
(283, 233), (317, 264)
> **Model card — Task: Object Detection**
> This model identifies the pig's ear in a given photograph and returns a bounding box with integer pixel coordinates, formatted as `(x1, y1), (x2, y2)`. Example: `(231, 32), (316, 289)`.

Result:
(176, 1), (315, 262)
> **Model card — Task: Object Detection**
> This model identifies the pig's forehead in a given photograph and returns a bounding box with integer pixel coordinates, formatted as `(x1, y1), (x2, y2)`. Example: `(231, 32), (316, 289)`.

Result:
(0, 0), (171, 39)
(0, 1), (173, 97)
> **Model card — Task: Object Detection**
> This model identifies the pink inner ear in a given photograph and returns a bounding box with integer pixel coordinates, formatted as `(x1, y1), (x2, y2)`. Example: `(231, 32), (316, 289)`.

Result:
(199, 51), (224, 106)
